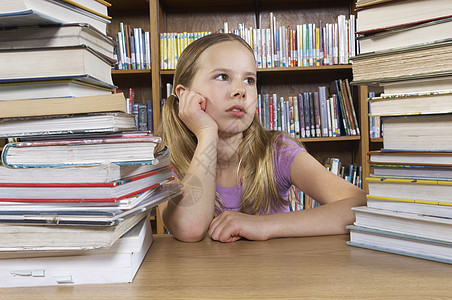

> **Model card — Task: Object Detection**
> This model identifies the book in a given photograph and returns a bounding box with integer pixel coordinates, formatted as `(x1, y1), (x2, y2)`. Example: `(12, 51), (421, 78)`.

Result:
(379, 75), (452, 95)
(368, 150), (452, 166)
(0, 215), (153, 287)
(0, 79), (114, 101)
(0, 92), (127, 118)
(0, 210), (148, 251)
(351, 40), (452, 84)
(0, 179), (181, 224)
(59, 0), (111, 19)
(0, 146), (170, 184)
(0, 112), (136, 138)
(366, 176), (452, 205)
(0, 45), (114, 86)
(368, 90), (452, 117)
(2, 132), (161, 168)
(347, 225), (452, 265)
(0, 167), (172, 203)
(0, 23), (115, 60)
(355, 0), (452, 34)
(382, 114), (452, 151)
(371, 164), (452, 180)
(351, 206), (452, 243)
(0, 0), (111, 34)
(358, 17), (452, 54)
(366, 195), (452, 219)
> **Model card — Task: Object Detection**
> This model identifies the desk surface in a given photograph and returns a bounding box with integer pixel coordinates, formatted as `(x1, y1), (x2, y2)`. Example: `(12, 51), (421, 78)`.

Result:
(1, 234), (451, 299)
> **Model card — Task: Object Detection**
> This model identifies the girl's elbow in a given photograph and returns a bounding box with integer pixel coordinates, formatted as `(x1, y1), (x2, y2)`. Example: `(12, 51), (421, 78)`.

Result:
(170, 221), (209, 242)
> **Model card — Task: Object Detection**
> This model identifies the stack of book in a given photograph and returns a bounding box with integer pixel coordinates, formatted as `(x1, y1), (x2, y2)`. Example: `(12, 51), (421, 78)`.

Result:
(0, 0), (181, 287)
(348, 0), (452, 264)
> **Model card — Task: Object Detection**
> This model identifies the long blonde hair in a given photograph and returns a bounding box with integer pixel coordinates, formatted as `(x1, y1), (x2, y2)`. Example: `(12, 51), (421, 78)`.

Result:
(155, 33), (295, 215)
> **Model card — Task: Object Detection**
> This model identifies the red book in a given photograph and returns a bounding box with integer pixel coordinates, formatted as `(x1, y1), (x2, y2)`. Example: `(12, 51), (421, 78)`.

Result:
(0, 166), (173, 203)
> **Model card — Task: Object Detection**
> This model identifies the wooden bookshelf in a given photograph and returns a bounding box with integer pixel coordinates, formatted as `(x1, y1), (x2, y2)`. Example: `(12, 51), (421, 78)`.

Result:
(109, 0), (372, 232)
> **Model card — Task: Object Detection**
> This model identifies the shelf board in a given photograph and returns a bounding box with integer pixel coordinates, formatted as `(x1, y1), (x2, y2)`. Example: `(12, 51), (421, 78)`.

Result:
(111, 69), (151, 75)
(161, 64), (352, 75)
(299, 136), (360, 142)
(371, 138), (383, 143)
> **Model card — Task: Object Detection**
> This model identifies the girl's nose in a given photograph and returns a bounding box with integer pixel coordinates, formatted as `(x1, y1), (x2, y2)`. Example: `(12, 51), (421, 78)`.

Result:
(231, 80), (246, 99)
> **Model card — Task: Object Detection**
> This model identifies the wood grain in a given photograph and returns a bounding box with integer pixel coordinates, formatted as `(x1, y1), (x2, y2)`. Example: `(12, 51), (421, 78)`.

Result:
(1, 234), (451, 299)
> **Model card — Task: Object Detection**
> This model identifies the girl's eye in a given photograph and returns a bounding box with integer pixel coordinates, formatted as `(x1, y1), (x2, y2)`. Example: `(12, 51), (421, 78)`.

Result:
(215, 74), (228, 81)
(244, 77), (256, 85)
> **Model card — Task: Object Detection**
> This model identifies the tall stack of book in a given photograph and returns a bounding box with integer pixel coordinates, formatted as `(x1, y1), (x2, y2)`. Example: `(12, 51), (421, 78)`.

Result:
(0, 0), (181, 287)
(348, 0), (452, 264)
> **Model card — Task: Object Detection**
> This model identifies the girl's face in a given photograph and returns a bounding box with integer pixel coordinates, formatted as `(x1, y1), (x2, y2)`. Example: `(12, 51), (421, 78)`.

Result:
(190, 40), (258, 137)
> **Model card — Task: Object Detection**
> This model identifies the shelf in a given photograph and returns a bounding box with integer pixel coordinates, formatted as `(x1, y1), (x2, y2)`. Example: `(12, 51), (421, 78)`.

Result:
(161, 64), (352, 76)
(111, 69), (151, 75)
(300, 136), (360, 142)
(371, 138), (383, 143)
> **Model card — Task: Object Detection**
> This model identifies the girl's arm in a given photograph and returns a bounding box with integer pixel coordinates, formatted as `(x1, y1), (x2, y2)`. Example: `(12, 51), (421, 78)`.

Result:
(158, 90), (218, 242)
(208, 151), (367, 242)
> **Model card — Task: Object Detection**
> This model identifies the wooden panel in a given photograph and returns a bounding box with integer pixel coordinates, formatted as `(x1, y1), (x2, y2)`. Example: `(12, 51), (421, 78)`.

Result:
(108, 0), (150, 36)
(163, 8), (256, 33)
(259, 0), (352, 28)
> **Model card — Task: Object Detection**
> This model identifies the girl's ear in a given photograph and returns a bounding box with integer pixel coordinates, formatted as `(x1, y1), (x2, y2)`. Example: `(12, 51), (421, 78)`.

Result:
(175, 84), (187, 99)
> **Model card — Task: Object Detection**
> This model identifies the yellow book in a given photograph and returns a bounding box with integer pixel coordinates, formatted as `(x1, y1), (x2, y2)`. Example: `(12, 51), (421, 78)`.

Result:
(315, 27), (320, 66)
(366, 176), (452, 205)
(59, 0), (112, 20)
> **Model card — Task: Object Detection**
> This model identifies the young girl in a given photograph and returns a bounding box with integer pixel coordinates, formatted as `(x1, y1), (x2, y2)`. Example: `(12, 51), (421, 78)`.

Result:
(156, 33), (366, 242)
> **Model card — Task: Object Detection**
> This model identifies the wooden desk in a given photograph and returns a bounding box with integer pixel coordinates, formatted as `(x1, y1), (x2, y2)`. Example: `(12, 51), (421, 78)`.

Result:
(1, 234), (451, 299)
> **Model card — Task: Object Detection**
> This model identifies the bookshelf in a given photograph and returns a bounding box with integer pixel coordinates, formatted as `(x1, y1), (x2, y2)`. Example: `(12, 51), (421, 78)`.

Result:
(108, 0), (371, 232)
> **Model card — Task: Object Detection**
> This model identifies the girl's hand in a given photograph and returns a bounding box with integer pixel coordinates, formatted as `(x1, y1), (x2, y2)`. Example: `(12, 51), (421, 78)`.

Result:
(177, 90), (218, 138)
(208, 210), (271, 242)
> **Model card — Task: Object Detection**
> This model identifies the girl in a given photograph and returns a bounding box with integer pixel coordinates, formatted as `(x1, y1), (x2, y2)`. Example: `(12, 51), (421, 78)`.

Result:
(156, 33), (366, 242)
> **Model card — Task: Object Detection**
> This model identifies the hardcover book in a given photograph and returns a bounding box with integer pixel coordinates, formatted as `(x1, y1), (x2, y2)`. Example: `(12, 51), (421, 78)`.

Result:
(0, 92), (127, 118)
(347, 225), (452, 265)
(368, 150), (452, 166)
(0, 45), (114, 86)
(352, 206), (452, 243)
(0, 180), (181, 224)
(0, 112), (136, 138)
(0, 0), (111, 34)
(366, 195), (452, 219)
(0, 215), (154, 287)
(355, 0), (452, 34)
(382, 114), (452, 151)
(0, 166), (172, 203)
(0, 23), (115, 59)
(0, 79), (114, 101)
(368, 90), (452, 117)
(0, 146), (170, 184)
(358, 17), (452, 54)
(366, 176), (452, 205)
(351, 41), (452, 84)
(0, 210), (148, 251)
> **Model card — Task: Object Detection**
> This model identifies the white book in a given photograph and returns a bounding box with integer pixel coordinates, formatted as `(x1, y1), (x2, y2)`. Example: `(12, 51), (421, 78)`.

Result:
(352, 206), (452, 243)
(347, 225), (452, 265)
(0, 216), (153, 287)
(0, 0), (111, 34)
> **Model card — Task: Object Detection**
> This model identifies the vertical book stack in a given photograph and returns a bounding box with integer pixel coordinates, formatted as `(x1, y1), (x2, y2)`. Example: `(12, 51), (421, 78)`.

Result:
(348, 0), (452, 264)
(0, 0), (181, 287)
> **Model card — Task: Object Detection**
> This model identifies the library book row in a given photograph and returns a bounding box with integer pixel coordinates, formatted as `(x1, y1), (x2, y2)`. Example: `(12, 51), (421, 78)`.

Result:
(161, 14), (356, 70)
(258, 79), (359, 139)
(112, 22), (151, 70)
(290, 157), (362, 211)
